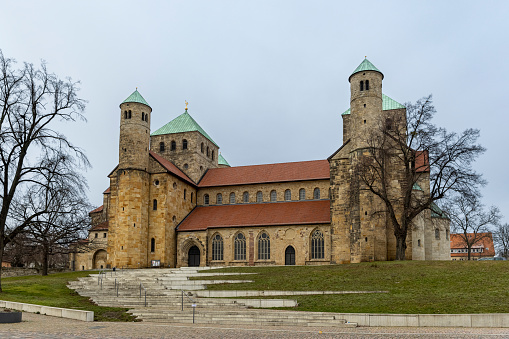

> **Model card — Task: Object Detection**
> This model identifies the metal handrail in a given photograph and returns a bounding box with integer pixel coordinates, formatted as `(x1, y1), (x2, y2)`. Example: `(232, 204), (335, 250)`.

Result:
(181, 290), (198, 323)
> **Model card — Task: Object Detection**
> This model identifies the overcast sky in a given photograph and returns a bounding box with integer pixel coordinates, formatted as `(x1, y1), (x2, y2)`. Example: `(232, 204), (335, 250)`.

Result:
(1, 1), (508, 223)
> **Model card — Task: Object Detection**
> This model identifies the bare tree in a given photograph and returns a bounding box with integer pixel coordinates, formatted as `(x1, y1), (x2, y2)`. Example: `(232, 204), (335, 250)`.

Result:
(494, 223), (509, 259)
(444, 194), (500, 260)
(0, 50), (87, 290)
(358, 95), (485, 260)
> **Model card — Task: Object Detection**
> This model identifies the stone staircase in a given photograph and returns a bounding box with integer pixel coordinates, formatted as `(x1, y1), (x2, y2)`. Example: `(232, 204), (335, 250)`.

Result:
(68, 267), (356, 327)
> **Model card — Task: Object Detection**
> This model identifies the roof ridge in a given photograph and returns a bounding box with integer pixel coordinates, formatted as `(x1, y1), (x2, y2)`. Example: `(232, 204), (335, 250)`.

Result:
(207, 158), (328, 170)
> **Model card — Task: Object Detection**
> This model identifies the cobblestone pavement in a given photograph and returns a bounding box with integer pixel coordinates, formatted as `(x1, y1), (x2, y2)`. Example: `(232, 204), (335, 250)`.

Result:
(1, 313), (509, 339)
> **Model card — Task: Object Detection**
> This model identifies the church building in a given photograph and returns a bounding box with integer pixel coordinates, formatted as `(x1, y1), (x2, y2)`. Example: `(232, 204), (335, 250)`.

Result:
(70, 59), (451, 270)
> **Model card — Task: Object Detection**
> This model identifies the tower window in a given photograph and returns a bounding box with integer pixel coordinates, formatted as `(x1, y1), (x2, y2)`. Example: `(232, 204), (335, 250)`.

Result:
(191, 192), (194, 203)
(435, 229), (440, 240)
(145, 114), (148, 122)
(386, 118), (393, 130)
(207, 147), (210, 157)
(142, 112), (145, 121)
(365, 80), (369, 90)
(183, 139), (188, 150)
(364, 120), (366, 124)
(204, 194), (209, 205)
(201, 143), (204, 153)
(230, 192), (236, 204)
(360, 81), (364, 91)
(184, 163), (189, 169)
(184, 189), (187, 200)
(212, 150), (214, 161)
(128, 110), (132, 119)
(364, 104), (366, 108)
(151, 238), (155, 252)
(153, 199), (157, 210)
(124, 111), (127, 119)
(159, 142), (165, 152)
(171, 141), (176, 151)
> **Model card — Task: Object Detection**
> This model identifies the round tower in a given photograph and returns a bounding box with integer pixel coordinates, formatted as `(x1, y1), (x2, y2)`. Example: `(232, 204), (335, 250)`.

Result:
(119, 89), (152, 171)
(348, 58), (383, 150)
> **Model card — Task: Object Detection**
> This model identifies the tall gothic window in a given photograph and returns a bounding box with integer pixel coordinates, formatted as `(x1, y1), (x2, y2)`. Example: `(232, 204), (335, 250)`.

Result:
(183, 139), (188, 150)
(284, 189), (291, 201)
(212, 234), (223, 261)
(243, 191), (249, 203)
(311, 230), (324, 259)
(313, 188), (320, 199)
(299, 188), (306, 200)
(256, 191), (263, 202)
(258, 232), (270, 260)
(229, 192), (235, 204)
(270, 190), (277, 202)
(234, 233), (246, 261)
(216, 193), (222, 204)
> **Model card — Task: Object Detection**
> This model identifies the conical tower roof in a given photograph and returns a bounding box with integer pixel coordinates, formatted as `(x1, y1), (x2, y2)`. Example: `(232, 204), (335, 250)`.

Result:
(218, 153), (230, 167)
(151, 110), (218, 147)
(349, 58), (384, 82)
(121, 89), (151, 108)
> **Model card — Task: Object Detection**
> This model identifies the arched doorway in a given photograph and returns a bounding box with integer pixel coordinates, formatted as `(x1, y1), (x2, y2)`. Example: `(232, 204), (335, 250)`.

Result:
(93, 249), (107, 269)
(285, 246), (295, 265)
(188, 246), (200, 267)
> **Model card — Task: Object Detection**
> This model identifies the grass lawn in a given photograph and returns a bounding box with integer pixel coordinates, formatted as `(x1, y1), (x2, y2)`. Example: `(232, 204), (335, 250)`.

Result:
(194, 261), (509, 314)
(0, 271), (136, 321)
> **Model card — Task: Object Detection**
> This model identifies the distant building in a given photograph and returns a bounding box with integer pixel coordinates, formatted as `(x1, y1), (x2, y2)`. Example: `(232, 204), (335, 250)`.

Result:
(450, 232), (495, 260)
(70, 59), (451, 270)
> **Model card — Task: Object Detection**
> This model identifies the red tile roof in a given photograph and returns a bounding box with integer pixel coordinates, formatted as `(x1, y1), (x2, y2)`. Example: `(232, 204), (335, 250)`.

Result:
(178, 200), (330, 231)
(149, 151), (195, 186)
(450, 232), (495, 257)
(198, 160), (330, 187)
(90, 221), (109, 232)
(89, 205), (104, 214)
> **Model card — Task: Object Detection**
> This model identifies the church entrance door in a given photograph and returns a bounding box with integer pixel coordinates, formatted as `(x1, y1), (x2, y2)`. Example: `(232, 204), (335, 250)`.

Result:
(285, 246), (295, 265)
(188, 246), (200, 267)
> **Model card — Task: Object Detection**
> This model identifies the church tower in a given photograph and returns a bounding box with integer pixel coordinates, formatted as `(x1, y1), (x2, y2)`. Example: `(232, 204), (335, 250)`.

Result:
(108, 90), (152, 268)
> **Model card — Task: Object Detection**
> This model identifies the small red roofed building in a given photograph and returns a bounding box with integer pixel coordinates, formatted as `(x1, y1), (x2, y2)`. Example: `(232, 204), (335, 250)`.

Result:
(450, 232), (495, 260)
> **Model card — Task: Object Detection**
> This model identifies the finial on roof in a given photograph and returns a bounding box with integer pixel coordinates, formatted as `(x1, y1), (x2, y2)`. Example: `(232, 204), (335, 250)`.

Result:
(136, 87), (138, 90)
(185, 100), (188, 111)
(365, 56), (367, 58)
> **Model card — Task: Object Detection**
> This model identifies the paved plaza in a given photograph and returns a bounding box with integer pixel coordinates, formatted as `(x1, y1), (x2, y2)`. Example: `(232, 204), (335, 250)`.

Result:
(0, 313), (508, 339)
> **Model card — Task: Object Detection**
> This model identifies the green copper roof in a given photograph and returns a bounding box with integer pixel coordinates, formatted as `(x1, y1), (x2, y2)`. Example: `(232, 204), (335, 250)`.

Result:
(431, 202), (448, 219)
(349, 58), (383, 81)
(151, 111), (218, 147)
(412, 183), (423, 191)
(218, 153), (230, 167)
(121, 89), (151, 108)
(341, 94), (405, 116)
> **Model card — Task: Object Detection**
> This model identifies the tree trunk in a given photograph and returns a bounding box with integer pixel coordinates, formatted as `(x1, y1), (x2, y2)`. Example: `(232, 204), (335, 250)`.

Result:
(0, 237), (4, 292)
(42, 245), (49, 276)
(395, 234), (407, 260)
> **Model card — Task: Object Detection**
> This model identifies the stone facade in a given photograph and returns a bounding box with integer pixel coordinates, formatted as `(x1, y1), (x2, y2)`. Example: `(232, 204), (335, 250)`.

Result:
(72, 60), (450, 270)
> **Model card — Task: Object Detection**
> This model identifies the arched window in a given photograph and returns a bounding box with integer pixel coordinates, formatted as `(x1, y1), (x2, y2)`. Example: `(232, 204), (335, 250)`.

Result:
(159, 142), (165, 152)
(212, 234), (223, 261)
(145, 114), (148, 122)
(229, 192), (235, 204)
(234, 233), (246, 261)
(256, 191), (263, 203)
(184, 189), (187, 200)
(153, 199), (157, 210)
(313, 188), (320, 199)
(243, 191), (249, 203)
(258, 232), (270, 260)
(360, 81), (364, 91)
(435, 229), (440, 240)
(151, 238), (155, 252)
(183, 139), (188, 150)
(299, 188), (306, 200)
(124, 111), (127, 119)
(365, 80), (369, 90)
(171, 141), (176, 151)
(204, 194), (209, 205)
(207, 147), (210, 156)
(201, 143), (204, 153)
(128, 110), (132, 119)
(216, 193), (222, 204)
(142, 112), (145, 121)
(284, 189), (291, 201)
(270, 190), (277, 202)
(212, 150), (214, 160)
(311, 230), (324, 259)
